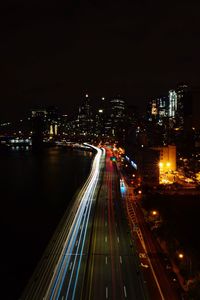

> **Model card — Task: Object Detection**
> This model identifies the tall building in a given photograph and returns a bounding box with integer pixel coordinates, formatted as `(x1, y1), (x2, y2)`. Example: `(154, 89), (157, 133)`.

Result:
(146, 96), (169, 146)
(169, 84), (192, 130)
(151, 145), (176, 183)
(169, 90), (177, 118)
(110, 97), (126, 141)
(148, 96), (169, 125)
(152, 145), (176, 172)
(77, 94), (93, 137)
(94, 97), (107, 138)
(31, 106), (59, 137)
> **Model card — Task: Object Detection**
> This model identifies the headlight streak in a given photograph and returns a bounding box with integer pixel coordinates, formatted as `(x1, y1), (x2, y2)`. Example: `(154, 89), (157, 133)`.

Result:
(67, 170), (98, 300)
(44, 145), (103, 300)
(47, 179), (92, 299)
(58, 160), (99, 299)
(70, 147), (106, 299)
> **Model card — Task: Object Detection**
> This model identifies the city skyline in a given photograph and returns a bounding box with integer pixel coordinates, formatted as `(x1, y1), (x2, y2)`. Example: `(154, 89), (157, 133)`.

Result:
(1, 81), (199, 123)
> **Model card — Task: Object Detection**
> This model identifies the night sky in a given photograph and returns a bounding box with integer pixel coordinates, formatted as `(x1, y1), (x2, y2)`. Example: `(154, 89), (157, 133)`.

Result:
(1, 0), (200, 120)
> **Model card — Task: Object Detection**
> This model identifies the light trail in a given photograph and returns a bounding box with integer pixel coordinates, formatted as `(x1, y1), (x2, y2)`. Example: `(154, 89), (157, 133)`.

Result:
(43, 145), (104, 300)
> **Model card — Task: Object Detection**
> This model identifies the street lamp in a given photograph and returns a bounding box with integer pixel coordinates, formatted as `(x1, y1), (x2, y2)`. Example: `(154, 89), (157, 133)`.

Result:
(152, 210), (158, 216)
(178, 252), (192, 277)
(178, 253), (184, 259)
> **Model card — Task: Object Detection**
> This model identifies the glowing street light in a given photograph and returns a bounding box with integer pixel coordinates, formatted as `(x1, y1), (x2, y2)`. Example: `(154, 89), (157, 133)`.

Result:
(152, 211), (157, 216)
(178, 253), (184, 259)
(159, 162), (163, 168)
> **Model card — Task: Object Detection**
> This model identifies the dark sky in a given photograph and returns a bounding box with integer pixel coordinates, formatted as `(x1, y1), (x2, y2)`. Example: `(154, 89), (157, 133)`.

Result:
(0, 0), (200, 120)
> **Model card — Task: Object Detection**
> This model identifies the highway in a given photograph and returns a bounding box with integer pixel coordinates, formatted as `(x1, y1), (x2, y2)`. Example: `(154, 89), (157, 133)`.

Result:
(21, 145), (179, 300)
(82, 148), (149, 300)
(20, 144), (105, 300)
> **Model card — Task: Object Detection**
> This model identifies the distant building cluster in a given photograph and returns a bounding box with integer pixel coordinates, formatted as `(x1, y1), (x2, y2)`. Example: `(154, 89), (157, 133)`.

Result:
(65, 94), (136, 144)
(142, 84), (200, 151)
(0, 83), (200, 154)
(1, 83), (200, 186)
(147, 84), (194, 130)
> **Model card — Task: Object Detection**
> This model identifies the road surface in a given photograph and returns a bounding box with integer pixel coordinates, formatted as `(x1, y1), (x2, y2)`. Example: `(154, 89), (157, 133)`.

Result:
(82, 148), (149, 300)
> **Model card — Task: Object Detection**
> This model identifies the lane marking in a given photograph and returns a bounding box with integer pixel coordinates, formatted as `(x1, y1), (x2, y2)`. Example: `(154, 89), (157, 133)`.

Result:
(69, 261), (73, 271)
(106, 286), (108, 299)
(105, 221), (107, 227)
(105, 236), (107, 243)
(105, 256), (108, 264)
(75, 240), (78, 247)
(124, 285), (127, 298)
(120, 256), (122, 264)
(117, 237), (120, 243)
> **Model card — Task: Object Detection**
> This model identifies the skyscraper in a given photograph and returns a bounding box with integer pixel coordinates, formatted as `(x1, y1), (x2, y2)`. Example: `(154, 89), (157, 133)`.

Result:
(77, 94), (93, 137)
(110, 97), (126, 140)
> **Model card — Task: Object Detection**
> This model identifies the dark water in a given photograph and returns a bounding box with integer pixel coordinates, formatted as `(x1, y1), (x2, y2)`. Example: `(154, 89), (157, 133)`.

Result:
(0, 147), (92, 300)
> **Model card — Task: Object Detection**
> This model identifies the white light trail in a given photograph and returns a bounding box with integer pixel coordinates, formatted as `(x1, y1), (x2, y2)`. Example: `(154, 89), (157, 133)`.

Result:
(44, 145), (104, 300)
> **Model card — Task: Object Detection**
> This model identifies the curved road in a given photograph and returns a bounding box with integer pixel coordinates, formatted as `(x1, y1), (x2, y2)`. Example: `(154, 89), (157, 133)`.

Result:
(21, 145), (105, 300)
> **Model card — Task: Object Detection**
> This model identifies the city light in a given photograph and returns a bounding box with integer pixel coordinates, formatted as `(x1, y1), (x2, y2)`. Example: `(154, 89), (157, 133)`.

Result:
(178, 253), (184, 259)
(1, 2), (200, 299)
(166, 162), (171, 167)
(152, 210), (158, 216)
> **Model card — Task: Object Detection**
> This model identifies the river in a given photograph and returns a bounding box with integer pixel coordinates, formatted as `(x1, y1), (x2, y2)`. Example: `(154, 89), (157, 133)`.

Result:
(0, 146), (93, 300)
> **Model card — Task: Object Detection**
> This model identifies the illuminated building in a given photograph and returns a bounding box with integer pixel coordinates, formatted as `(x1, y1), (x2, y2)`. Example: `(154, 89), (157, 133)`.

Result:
(77, 94), (94, 137)
(94, 97), (107, 138)
(148, 96), (169, 125)
(169, 90), (177, 118)
(110, 98), (125, 118)
(152, 145), (176, 171)
(146, 97), (169, 146)
(147, 85), (193, 147)
(151, 145), (176, 183)
(110, 97), (126, 141)
(148, 85), (192, 130)
(176, 84), (193, 130)
(50, 124), (54, 135)
(168, 84), (193, 130)
(31, 106), (59, 138)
